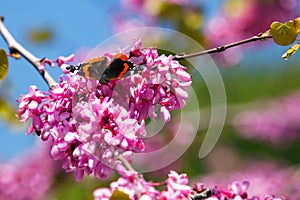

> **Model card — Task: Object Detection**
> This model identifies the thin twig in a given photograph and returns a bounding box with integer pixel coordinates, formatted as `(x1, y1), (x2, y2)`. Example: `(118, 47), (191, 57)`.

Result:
(174, 34), (273, 60)
(0, 16), (57, 87)
(116, 154), (136, 173)
(116, 154), (142, 199)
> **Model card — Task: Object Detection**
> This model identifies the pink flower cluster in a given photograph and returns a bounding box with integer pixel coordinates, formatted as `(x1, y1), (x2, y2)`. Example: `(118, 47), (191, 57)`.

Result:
(126, 46), (192, 122)
(210, 181), (285, 200)
(94, 170), (285, 200)
(94, 171), (191, 200)
(197, 162), (299, 200)
(0, 143), (55, 200)
(17, 41), (192, 181)
(233, 91), (300, 144)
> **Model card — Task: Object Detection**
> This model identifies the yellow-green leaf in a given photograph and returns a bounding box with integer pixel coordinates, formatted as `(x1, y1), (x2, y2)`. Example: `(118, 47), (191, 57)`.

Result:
(270, 20), (297, 46)
(110, 190), (130, 200)
(0, 97), (20, 125)
(184, 12), (202, 30)
(294, 17), (300, 34)
(27, 28), (53, 44)
(0, 49), (8, 80)
(282, 43), (300, 60)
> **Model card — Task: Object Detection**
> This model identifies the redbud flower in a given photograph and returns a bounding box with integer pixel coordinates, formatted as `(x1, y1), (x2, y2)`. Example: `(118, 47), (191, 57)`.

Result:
(39, 54), (75, 71)
(160, 170), (191, 199)
(17, 41), (192, 181)
(56, 54), (75, 66)
(94, 170), (285, 200)
(196, 162), (296, 199)
(94, 171), (191, 200)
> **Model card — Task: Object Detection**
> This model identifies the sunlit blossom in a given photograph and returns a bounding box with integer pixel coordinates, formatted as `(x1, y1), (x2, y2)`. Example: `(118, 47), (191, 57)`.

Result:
(17, 41), (192, 181)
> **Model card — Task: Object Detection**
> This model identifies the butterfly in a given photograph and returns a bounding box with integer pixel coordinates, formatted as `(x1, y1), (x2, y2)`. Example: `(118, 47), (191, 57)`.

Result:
(67, 54), (135, 84)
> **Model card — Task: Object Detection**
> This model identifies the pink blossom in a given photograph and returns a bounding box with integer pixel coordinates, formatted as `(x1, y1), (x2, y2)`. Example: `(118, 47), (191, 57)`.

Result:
(94, 170), (286, 200)
(94, 174), (161, 199)
(125, 48), (192, 122)
(195, 162), (297, 199)
(17, 85), (45, 133)
(17, 41), (192, 181)
(38, 54), (75, 71)
(94, 171), (192, 200)
(160, 170), (191, 199)
(233, 91), (300, 144)
(56, 54), (75, 67)
(210, 181), (285, 200)
(0, 142), (55, 200)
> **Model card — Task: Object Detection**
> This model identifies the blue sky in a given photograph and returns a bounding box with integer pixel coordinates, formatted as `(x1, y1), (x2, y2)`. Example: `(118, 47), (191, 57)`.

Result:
(0, 0), (122, 159)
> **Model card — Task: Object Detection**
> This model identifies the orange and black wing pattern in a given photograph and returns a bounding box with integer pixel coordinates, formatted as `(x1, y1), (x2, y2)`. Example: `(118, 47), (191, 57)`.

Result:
(67, 54), (135, 84)
(100, 54), (135, 84)
(77, 57), (108, 80)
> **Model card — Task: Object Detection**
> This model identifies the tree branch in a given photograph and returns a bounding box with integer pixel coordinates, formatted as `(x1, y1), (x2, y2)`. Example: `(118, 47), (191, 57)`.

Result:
(174, 34), (273, 60)
(0, 15), (273, 86)
(0, 16), (57, 87)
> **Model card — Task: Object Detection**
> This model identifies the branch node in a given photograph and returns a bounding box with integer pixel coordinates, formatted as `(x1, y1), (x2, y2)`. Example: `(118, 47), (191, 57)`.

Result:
(9, 47), (18, 54)
(40, 57), (46, 62)
(217, 46), (226, 52)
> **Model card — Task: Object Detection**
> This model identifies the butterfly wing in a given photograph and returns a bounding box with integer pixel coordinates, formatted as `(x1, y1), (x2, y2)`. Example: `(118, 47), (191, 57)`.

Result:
(100, 55), (135, 84)
(76, 57), (108, 80)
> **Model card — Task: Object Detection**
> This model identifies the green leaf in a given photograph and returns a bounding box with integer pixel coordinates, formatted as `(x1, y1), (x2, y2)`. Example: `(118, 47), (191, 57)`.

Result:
(282, 43), (300, 60)
(0, 49), (8, 80)
(294, 17), (300, 34)
(270, 20), (297, 46)
(110, 190), (130, 200)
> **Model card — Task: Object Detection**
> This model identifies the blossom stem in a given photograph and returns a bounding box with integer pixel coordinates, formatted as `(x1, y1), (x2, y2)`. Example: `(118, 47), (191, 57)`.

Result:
(116, 154), (136, 173)
(174, 34), (273, 60)
(0, 16), (57, 87)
